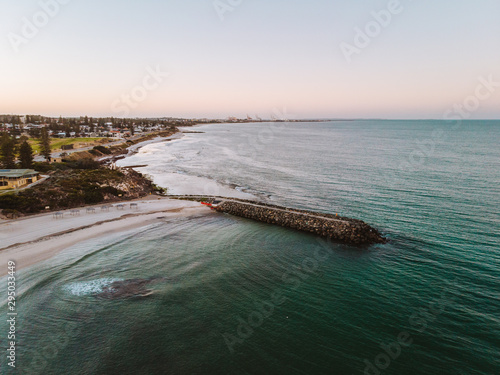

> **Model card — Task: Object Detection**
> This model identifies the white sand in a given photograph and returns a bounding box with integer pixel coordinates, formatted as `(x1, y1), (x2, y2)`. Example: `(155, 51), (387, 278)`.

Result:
(0, 197), (212, 276)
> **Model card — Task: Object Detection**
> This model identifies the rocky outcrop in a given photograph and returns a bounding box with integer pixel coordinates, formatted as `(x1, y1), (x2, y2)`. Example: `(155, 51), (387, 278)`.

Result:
(215, 201), (386, 246)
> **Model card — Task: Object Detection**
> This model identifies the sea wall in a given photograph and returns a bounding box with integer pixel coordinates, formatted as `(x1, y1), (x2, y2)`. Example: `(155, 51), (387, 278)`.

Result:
(215, 201), (386, 246)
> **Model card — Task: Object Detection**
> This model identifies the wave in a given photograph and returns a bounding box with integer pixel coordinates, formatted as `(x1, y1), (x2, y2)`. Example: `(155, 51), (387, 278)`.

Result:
(63, 278), (123, 296)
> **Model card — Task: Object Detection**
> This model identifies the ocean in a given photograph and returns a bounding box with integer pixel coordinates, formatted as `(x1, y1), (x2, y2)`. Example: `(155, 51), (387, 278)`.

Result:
(1, 120), (499, 374)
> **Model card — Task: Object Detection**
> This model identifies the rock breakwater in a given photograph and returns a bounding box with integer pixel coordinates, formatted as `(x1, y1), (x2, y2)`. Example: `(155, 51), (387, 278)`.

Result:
(214, 200), (386, 246)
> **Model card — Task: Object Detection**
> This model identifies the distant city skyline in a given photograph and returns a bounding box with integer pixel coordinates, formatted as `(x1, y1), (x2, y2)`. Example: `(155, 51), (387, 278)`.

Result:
(1, 0), (499, 119)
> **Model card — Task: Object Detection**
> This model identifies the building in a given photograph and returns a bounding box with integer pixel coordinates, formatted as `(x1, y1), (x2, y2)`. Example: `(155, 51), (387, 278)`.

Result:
(0, 169), (41, 190)
(109, 130), (123, 139)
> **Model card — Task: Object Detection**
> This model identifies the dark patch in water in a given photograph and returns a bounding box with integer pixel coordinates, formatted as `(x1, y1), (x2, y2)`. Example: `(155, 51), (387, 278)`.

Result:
(96, 277), (167, 299)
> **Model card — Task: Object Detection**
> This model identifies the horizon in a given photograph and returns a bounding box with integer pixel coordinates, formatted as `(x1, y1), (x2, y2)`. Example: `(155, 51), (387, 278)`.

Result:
(2, 0), (500, 119)
(1, 114), (499, 122)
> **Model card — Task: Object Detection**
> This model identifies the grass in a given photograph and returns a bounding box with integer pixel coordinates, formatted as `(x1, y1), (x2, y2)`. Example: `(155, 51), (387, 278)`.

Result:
(28, 137), (106, 152)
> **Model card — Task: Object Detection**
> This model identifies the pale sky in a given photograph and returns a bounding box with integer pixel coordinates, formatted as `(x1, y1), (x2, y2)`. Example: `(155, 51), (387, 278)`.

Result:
(1, 0), (499, 119)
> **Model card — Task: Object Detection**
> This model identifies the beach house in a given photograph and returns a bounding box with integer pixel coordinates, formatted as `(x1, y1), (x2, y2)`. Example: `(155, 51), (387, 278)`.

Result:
(0, 169), (41, 190)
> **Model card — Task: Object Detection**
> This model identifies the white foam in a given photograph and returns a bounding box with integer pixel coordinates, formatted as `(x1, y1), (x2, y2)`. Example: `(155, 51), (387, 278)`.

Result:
(63, 278), (123, 296)
(153, 172), (253, 198)
(116, 129), (255, 199)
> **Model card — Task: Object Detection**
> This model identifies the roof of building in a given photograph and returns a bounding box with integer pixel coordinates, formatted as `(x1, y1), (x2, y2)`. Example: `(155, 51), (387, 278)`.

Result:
(0, 169), (39, 178)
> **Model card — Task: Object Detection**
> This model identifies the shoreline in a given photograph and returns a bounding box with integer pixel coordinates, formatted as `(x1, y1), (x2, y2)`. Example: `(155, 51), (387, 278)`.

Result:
(0, 128), (206, 276)
(117, 126), (260, 200)
(0, 197), (212, 276)
(1, 121), (335, 276)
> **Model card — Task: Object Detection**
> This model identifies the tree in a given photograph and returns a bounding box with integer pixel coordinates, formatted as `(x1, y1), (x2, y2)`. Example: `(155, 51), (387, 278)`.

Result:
(19, 141), (33, 168)
(28, 128), (41, 138)
(74, 123), (81, 137)
(39, 127), (51, 161)
(0, 133), (16, 168)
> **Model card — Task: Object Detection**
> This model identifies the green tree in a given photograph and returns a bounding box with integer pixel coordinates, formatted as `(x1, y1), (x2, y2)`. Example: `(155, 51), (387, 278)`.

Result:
(28, 128), (41, 138)
(19, 141), (34, 169)
(39, 127), (51, 161)
(0, 133), (16, 168)
(74, 123), (81, 136)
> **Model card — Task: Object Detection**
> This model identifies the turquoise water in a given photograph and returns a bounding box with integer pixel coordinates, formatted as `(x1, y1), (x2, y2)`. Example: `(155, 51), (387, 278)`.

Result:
(1, 120), (499, 374)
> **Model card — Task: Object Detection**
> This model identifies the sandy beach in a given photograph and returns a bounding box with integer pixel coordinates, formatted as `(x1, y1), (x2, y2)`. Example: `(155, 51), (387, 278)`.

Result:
(0, 197), (212, 276)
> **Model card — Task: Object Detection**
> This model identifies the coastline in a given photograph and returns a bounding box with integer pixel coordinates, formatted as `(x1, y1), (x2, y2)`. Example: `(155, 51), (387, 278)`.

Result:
(0, 128), (205, 276)
(116, 125), (259, 199)
(0, 197), (212, 276)
(0, 122), (312, 276)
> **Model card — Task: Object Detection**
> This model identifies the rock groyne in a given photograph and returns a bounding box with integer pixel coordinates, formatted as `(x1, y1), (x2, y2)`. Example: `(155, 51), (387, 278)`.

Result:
(214, 200), (386, 246)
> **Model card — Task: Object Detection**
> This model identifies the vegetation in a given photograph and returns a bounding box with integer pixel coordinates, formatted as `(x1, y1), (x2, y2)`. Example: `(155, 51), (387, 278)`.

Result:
(0, 133), (16, 168)
(93, 145), (112, 155)
(39, 127), (51, 161)
(0, 160), (159, 215)
(28, 137), (105, 153)
(19, 140), (34, 168)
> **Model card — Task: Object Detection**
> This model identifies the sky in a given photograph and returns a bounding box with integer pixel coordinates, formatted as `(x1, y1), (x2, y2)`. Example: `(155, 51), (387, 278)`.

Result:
(1, 0), (499, 119)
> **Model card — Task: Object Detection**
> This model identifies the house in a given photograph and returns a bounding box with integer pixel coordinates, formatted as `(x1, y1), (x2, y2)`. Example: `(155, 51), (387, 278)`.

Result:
(0, 169), (41, 190)
(109, 130), (123, 139)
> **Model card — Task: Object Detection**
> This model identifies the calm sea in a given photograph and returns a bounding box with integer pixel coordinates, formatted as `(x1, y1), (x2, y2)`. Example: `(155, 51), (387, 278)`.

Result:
(1, 120), (499, 374)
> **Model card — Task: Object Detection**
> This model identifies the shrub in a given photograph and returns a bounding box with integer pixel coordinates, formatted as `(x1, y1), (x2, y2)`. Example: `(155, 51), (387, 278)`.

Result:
(101, 186), (124, 196)
(66, 158), (101, 170)
(83, 190), (104, 204)
(93, 145), (111, 155)
(32, 162), (53, 173)
(52, 163), (70, 171)
(0, 194), (25, 209)
(0, 193), (42, 213)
